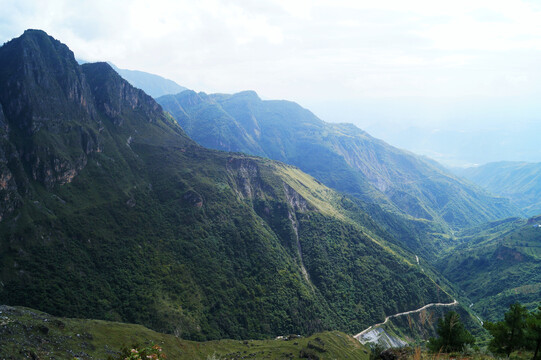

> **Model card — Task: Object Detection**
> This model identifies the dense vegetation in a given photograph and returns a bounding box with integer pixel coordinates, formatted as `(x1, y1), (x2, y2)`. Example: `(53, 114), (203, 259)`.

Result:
(484, 303), (541, 359)
(427, 311), (474, 352)
(157, 90), (520, 237)
(436, 216), (541, 321)
(0, 30), (452, 341)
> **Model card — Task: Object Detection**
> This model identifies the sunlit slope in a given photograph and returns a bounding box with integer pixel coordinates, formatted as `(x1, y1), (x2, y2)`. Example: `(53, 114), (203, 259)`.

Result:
(158, 90), (520, 233)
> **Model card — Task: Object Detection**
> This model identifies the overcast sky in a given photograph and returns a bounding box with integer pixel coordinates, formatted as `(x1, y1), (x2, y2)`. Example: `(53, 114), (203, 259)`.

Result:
(2, 0), (541, 165)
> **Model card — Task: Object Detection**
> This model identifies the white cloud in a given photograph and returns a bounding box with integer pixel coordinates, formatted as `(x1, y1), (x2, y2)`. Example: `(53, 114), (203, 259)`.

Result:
(2, 0), (541, 101)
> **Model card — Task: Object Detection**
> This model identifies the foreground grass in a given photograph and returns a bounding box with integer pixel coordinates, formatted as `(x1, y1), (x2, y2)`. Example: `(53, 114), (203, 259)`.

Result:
(377, 347), (535, 360)
(0, 306), (369, 359)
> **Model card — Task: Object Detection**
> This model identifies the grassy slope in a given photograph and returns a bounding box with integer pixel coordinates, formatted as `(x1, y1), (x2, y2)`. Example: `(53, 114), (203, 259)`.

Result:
(0, 305), (369, 360)
(157, 90), (520, 236)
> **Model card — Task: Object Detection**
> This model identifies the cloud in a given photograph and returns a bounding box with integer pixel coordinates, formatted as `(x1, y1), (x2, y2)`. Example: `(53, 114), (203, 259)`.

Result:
(2, 0), (541, 102)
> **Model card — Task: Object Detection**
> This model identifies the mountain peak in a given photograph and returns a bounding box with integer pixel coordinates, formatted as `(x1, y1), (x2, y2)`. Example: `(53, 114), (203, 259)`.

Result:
(233, 90), (261, 101)
(0, 29), (94, 135)
(9, 29), (77, 64)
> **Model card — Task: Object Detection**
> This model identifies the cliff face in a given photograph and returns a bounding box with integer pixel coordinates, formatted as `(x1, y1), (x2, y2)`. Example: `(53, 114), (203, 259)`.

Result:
(82, 62), (163, 123)
(0, 30), (175, 217)
(0, 30), (102, 202)
(0, 103), (19, 221)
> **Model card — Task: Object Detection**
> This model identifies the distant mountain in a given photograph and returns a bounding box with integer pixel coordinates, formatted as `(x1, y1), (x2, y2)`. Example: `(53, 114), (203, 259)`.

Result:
(457, 161), (541, 216)
(157, 90), (521, 236)
(436, 216), (541, 321)
(0, 30), (452, 341)
(108, 62), (187, 98)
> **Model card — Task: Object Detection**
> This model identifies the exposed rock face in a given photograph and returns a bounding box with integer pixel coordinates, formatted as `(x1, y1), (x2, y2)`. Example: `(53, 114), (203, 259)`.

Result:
(0, 30), (97, 135)
(226, 156), (265, 199)
(0, 31), (186, 223)
(283, 183), (311, 212)
(0, 103), (21, 221)
(82, 62), (163, 124)
(0, 30), (104, 197)
(0, 147), (19, 221)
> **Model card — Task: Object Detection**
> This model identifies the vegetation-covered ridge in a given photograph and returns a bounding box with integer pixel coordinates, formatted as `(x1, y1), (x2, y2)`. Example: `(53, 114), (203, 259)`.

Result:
(157, 90), (520, 235)
(437, 215), (541, 321)
(0, 29), (451, 341)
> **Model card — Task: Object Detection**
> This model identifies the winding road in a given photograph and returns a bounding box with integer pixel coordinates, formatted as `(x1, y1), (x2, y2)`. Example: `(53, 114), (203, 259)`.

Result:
(354, 299), (459, 340)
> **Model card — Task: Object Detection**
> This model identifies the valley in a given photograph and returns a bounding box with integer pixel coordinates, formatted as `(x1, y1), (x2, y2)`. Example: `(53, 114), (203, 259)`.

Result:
(0, 28), (539, 359)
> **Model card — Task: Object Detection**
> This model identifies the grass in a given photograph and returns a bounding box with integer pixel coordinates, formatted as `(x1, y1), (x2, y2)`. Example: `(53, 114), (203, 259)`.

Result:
(0, 305), (369, 360)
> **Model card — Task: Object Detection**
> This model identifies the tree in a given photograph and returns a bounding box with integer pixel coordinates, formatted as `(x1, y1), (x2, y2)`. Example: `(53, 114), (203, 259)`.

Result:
(527, 306), (541, 360)
(484, 302), (529, 355)
(428, 311), (474, 352)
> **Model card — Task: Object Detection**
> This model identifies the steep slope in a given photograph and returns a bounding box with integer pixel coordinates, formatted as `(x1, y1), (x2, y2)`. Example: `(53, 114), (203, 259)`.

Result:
(458, 161), (541, 216)
(0, 30), (451, 341)
(109, 63), (188, 98)
(436, 216), (541, 321)
(157, 90), (520, 234)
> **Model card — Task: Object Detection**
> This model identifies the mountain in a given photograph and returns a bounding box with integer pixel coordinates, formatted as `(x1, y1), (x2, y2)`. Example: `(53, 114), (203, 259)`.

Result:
(109, 63), (187, 98)
(0, 30), (453, 341)
(156, 90), (520, 235)
(457, 161), (541, 216)
(436, 216), (541, 321)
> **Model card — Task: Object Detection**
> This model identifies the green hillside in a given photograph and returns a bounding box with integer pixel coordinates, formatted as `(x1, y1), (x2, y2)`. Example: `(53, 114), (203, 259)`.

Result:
(458, 161), (541, 216)
(0, 30), (454, 342)
(157, 91), (520, 235)
(436, 216), (541, 321)
(0, 305), (369, 360)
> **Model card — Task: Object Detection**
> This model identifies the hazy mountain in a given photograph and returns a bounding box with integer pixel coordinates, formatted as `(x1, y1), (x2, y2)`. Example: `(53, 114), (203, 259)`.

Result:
(457, 161), (541, 216)
(157, 90), (521, 234)
(108, 62), (187, 98)
(0, 30), (452, 340)
(305, 97), (541, 168)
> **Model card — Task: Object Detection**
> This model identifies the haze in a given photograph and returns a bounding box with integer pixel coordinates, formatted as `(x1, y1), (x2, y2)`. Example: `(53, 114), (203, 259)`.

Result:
(2, 0), (541, 166)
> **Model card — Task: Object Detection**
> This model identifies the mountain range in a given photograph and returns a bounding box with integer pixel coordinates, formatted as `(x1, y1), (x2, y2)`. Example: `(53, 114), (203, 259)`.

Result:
(0, 29), (457, 343)
(2, 29), (540, 358)
(156, 91), (521, 254)
(457, 161), (541, 216)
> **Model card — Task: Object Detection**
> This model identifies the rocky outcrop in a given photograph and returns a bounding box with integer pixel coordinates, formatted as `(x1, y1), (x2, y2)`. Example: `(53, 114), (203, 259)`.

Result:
(82, 62), (162, 125)
(0, 30), (104, 194)
(226, 156), (264, 199)
(283, 183), (311, 213)
(0, 30), (97, 136)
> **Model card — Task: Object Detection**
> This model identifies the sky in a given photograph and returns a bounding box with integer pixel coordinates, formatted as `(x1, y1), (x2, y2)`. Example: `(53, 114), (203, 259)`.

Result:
(2, 0), (541, 166)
